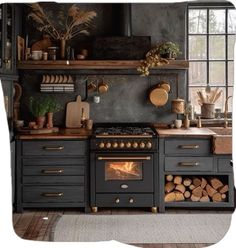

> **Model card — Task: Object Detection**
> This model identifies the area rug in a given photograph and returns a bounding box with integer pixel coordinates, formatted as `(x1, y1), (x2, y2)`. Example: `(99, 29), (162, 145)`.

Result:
(52, 214), (232, 243)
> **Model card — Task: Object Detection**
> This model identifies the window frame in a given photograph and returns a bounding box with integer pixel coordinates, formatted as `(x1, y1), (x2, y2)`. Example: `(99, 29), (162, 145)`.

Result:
(187, 3), (235, 114)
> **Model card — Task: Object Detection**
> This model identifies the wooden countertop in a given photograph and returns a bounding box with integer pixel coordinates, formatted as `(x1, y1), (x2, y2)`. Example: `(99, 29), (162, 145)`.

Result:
(16, 128), (92, 140)
(156, 127), (217, 138)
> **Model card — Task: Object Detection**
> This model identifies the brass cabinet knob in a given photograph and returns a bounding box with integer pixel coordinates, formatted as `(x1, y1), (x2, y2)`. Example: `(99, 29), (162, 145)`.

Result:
(126, 142), (131, 148)
(146, 142), (152, 149)
(99, 142), (105, 148)
(112, 142), (118, 148)
(106, 142), (111, 148)
(3, 59), (11, 63)
(132, 142), (138, 148)
(119, 142), (125, 148)
(140, 142), (145, 148)
(115, 198), (120, 204)
(129, 198), (134, 204)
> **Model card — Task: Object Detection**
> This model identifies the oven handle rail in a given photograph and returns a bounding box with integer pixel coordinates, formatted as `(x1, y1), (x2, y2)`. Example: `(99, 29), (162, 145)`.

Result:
(97, 156), (151, 160)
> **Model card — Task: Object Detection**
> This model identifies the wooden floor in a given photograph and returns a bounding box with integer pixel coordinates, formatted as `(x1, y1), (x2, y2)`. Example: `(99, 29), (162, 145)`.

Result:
(13, 208), (216, 248)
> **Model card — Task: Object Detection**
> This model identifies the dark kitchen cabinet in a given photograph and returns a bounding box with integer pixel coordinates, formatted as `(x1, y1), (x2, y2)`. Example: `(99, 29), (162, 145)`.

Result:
(159, 137), (234, 212)
(0, 4), (16, 75)
(15, 139), (90, 212)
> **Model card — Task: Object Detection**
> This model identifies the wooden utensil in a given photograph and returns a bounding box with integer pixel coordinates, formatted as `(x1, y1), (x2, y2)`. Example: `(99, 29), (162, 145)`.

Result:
(66, 95), (82, 128)
(149, 86), (168, 107)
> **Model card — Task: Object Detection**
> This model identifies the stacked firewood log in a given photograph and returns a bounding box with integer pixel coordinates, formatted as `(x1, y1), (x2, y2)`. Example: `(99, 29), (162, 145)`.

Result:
(164, 175), (229, 202)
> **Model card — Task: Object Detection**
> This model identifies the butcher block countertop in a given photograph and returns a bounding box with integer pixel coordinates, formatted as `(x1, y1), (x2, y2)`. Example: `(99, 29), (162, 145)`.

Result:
(156, 127), (217, 138)
(16, 128), (92, 140)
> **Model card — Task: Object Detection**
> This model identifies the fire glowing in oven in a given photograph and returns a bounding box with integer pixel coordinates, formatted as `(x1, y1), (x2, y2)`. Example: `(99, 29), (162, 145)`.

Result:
(105, 162), (142, 180)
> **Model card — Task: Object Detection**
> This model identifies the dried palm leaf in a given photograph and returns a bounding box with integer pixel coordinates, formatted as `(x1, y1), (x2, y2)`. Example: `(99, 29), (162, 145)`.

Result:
(28, 13), (45, 25)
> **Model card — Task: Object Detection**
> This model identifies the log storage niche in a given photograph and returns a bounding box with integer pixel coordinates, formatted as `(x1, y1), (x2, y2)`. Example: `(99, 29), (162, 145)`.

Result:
(164, 175), (229, 203)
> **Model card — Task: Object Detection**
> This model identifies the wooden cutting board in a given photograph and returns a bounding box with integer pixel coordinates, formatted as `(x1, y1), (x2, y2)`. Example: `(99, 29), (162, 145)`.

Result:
(81, 101), (90, 119)
(66, 95), (82, 128)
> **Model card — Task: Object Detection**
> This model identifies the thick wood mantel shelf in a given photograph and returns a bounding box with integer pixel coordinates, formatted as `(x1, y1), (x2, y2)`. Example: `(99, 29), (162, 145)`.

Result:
(17, 60), (189, 70)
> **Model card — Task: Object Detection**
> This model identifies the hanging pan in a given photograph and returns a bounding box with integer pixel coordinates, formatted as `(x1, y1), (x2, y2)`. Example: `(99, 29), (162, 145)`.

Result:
(149, 85), (168, 107)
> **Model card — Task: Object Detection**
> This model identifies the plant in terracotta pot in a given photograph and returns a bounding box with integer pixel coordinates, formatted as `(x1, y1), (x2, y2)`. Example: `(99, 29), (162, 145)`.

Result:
(29, 97), (49, 128)
(46, 97), (61, 128)
(157, 41), (181, 59)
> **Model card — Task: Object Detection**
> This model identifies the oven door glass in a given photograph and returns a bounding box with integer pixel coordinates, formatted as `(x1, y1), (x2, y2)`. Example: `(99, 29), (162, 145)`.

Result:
(105, 162), (142, 181)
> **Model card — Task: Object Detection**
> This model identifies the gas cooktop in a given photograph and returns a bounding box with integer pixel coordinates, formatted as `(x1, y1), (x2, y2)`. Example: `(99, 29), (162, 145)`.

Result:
(93, 123), (156, 137)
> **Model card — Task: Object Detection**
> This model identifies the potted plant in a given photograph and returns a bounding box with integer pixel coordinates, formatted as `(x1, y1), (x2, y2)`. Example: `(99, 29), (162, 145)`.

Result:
(29, 96), (49, 128)
(157, 41), (181, 59)
(46, 97), (61, 128)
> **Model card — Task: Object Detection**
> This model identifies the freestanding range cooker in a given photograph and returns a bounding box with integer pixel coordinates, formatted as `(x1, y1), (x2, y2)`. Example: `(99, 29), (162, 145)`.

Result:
(90, 123), (158, 213)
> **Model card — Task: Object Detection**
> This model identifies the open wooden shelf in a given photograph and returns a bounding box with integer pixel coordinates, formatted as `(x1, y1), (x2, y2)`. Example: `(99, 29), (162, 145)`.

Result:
(17, 60), (189, 70)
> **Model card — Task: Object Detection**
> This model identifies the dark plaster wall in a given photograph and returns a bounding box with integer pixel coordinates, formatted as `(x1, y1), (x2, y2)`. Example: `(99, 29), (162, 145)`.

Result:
(19, 2), (188, 125)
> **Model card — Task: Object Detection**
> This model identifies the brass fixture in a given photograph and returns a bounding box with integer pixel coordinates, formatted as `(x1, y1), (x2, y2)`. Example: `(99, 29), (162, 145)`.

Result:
(97, 156), (151, 160)
(197, 116), (202, 128)
(178, 162), (199, 166)
(42, 169), (64, 174)
(224, 96), (232, 128)
(178, 145), (199, 149)
(41, 192), (63, 197)
(151, 207), (158, 213)
(129, 198), (134, 203)
(91, 207), (98, 213)
(43, 146), (64, 151)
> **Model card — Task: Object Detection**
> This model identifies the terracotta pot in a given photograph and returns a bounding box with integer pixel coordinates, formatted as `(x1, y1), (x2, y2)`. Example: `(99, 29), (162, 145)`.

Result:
(36, 116), (46, 129)
(47, 112), (53, 128)
(60, 39), (66, 59)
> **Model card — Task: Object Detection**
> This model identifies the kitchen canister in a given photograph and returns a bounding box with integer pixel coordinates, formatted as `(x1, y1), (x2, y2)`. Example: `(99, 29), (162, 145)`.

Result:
(171, 98), (185, 114)
(201, 103), (215, 119)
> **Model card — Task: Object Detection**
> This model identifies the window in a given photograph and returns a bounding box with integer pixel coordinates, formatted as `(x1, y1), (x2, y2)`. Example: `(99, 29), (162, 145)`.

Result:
(188, 5), (236, 114)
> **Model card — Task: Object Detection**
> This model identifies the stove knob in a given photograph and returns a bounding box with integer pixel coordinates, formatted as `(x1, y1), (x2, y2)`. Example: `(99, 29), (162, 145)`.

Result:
(115, 198), (120, 204)
(99, 142), (105, 148)
(140, 142), (145, 149)
(106, 142), (111, 148)
(119, 142), (125, 148)
(129, 198), (134, 204)
(132, 142), (138, 148)
(126, 142), (131, 148)
(146, 142), (152, 149)
(112, 142), (118, 148)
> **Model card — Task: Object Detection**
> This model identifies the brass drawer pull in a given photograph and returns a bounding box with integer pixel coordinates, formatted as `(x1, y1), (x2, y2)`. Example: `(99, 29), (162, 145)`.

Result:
(178, 162), (199, 166)
(41, 192), (64, 197)
(97, 156), (151, 161)
(178, 145), (200, 149)
(41, 169), (64, 174)
(43, 146), (64, 151)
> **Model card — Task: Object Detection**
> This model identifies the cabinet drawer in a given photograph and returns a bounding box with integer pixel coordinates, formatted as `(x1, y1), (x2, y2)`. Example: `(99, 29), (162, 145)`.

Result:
(165, 139), (211, 155)
(23, 186), (84, 203)
(22, 140), (87, 156)
(218, 158), (233, 172)
(165, 157), (213, 172)
(23, 165), (85, 176)
(23, 157), (87, 166)
(96, 194), (153, 207)
(23, 175), (84, 185)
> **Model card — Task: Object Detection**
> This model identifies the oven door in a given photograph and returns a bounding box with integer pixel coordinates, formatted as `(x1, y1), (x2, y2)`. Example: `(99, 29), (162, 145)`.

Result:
(95, 154), (153, 193)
